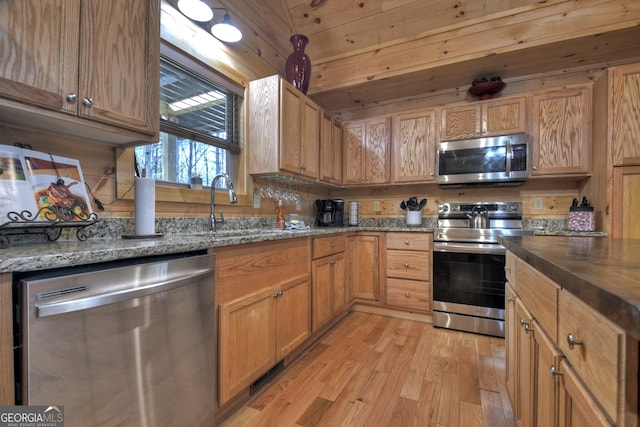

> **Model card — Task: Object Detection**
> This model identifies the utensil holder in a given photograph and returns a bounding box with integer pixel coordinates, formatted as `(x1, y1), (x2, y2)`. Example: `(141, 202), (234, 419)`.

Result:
(406, 211), (422, 226)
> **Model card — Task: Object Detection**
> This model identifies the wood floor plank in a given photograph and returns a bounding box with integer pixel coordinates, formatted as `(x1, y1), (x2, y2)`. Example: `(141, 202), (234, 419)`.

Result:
(220, 313), (517, 427)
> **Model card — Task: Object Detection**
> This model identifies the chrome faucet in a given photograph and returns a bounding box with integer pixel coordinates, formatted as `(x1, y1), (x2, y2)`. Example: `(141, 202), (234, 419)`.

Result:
(210, 173), (238, 231)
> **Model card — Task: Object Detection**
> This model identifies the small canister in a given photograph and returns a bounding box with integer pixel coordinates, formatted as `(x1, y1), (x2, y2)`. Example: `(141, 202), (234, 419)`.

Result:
(349, 201), (359, 226)
(568, 205), (594, 231)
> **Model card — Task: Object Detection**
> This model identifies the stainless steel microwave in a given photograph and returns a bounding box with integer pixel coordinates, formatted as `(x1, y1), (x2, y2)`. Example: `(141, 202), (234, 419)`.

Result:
(436, 134), (529, 187)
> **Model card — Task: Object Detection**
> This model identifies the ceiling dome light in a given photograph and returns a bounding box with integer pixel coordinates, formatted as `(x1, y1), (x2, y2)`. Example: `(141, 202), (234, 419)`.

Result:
(177, 0), (213, 22)
(211, 12), (243, 43)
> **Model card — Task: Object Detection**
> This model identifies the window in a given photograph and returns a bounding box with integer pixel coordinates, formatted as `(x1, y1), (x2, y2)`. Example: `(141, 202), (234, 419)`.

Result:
(135, 55), (241, 188)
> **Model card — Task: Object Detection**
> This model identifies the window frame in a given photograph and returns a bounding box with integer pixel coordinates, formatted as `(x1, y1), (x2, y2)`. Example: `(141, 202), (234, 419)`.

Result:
(116, 43), (248, 207)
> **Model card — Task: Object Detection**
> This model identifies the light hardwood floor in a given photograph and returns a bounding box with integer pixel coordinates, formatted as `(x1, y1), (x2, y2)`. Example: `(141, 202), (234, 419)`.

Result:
(220, 312), (516, 427)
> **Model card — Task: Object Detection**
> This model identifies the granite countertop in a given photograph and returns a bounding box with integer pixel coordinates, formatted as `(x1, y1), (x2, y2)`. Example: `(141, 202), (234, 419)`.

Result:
(500, 236), (640, 340)
(0, 226), (434, 273)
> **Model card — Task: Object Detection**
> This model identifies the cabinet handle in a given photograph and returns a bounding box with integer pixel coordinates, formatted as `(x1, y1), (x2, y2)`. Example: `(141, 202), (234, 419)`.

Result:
(404, 292), (410, 298)
(66, 93), (78, 102)
(329, 260), (336, 265)
(566, 332), (583, 349)
(429, 172), (434, 176)
(507, 296), (514, 303)
(404, 240), (410, 245)
(404, 262), (409, 268)
(330, 242), (335, 247)
(273, 290), (284, 298)
(520, 318), (533, 332)
(532, 165), (539, 171)
(82, 97), (94, 107)
(550, 365), (563, 376)
(504, 266), (511, 272)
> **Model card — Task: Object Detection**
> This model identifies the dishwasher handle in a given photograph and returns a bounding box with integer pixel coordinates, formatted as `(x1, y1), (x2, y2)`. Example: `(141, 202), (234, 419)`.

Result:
(35, 268), (213, 318)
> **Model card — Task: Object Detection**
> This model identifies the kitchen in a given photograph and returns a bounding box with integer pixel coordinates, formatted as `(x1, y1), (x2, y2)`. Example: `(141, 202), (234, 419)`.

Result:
(0, 0), (639, 426)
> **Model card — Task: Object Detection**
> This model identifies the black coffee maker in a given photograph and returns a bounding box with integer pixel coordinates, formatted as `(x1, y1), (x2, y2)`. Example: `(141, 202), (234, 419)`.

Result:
(315, 199), (344, 226)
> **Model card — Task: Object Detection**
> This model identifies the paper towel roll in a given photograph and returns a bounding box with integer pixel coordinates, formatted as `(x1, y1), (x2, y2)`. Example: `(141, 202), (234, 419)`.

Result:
(135, 177), (156, 235)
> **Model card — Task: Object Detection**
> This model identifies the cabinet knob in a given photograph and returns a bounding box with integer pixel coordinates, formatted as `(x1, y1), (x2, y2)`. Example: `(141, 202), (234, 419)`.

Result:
(430, 172), (434, 176)
(404, 292), (410, 298)
(404, 262), (409, 268)
(66, 93), (78, 102)
(520, 318), (533, 332)
(550, 365), (563, 376)
(504, 266), (511, 272)
(566, 332), (583, 349)
(329, 259), (336, 265)
(82, 97), (94, 107)
(330, 242), (335, 247)
(507, 296), (514, 303)
(532, 165), (539, 171)
(404, 240), (410, 245)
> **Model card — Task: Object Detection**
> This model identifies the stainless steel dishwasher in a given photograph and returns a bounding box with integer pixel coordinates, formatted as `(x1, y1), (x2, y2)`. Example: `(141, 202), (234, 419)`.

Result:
(16, 252), (216, 427)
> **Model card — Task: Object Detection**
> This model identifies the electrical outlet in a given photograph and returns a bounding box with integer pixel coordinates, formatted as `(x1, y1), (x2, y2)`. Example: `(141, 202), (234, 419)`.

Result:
(253, 194), (261, 209)
(533, 197), (544, 210)
(373, 201), (381, 212)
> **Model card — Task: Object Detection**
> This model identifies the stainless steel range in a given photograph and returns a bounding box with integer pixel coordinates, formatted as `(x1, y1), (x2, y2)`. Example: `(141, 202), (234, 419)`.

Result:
(432, 201), (533, 337)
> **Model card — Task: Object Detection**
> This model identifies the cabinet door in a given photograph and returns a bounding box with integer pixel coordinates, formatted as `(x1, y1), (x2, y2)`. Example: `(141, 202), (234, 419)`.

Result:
(343, 121), (366, 185)
(320, 113), (333, 182)
(0, 0), (79, 114)
(533, 320), (563, 427)
(440, 104), (481, 140)
(482, 97), (527, 136)
(611, 63), (640, 166)
(219, 287), (276, 405)
(392, 109), (437, 183)
(79, 0), (158, 135)
(312, 256), (334, 331)
(280, 83), (304, 174)
(613, 165), (640, 238)
(331, 121), (343, 184)
(531, 86), (591, 175)
(365, 117), (391, 184)
(516, 298), (534, 427)
(558, 359), (612, 427)
(276, 278), (310, 360)
(300, 97), (320, 178)
(349, 235), (380, 301)
(505, 284), (518, 408)
(332, 253), (347, 314)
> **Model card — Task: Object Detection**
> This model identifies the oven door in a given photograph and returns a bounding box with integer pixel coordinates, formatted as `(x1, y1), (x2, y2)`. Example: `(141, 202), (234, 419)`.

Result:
(432, 241), (507, 337)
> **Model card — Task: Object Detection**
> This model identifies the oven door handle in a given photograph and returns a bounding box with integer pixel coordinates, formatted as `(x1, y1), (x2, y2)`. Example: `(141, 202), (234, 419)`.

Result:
(434, 242), (506, 255)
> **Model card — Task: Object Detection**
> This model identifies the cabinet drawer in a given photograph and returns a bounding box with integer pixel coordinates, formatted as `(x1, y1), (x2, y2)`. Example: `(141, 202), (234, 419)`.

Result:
(313, 235), (346, 259)
(386, 232), (431, 251)
(558, 289), (627, 424)
(386, 278), (430, 312)
(386, 250), (430, 281)
(516, 258), (559, 341)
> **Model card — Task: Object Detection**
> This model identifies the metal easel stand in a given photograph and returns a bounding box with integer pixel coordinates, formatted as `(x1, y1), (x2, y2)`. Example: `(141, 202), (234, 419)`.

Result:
(0, 208), (99, 248)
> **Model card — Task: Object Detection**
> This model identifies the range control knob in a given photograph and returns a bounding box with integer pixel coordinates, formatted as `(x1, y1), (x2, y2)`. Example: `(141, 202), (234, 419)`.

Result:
(440, 204), (449, 213)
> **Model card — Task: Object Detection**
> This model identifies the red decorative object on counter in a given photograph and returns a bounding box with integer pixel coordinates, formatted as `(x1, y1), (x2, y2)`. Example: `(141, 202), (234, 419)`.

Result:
(285, 34), (311, 94)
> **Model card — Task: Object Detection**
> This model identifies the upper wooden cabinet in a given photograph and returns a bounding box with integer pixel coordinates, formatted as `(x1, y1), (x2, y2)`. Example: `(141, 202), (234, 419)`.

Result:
(530, 85), (592, 176)
(249, 75), (321, 180)
(610, 63), (640, 166)
(319, 113), (343, 185)
(392, 108), (437, 183)
(0, 0), (160, 144)
(440, 96), (527, 141)
(343, 117), (390, 185)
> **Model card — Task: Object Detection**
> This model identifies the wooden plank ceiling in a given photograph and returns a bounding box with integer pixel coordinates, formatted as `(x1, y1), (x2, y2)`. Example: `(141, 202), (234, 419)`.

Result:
(202, 0), (640, 114)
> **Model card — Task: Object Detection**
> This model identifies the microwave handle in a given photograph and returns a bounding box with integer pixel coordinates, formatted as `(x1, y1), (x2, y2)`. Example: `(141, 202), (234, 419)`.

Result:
(505, 139), (511, 177)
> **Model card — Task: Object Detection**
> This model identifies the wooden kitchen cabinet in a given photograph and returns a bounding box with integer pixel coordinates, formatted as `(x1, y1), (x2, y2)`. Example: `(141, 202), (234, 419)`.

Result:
(0, 273), (13, 405)
(530, 85), (592, 176)
(343, 117), (390, 185)
(319, 113), (343, 184)
(439, 96), (527, 140)
(347, 234), (381, 301)
(613, 166), (640, 238)
(506, 251), (638, 427)
(311, 235), (347, 331)
(216, 239), (311, 406)
(610, 63), (640, 166)
(0, 0), (159, 143)
(249, 75), (321, 180)
(384, 232), (432, 312)
(391, 109), (438, 183)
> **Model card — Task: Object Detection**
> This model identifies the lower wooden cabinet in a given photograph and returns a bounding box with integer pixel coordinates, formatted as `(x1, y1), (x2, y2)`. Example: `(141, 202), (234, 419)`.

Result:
(347, 234), (381, 301)
(311, 235), (347, 331)
(506, 251), (638, 427)
(384, 232), (432, 312)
